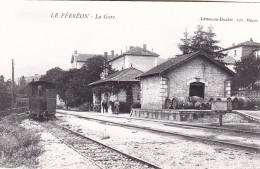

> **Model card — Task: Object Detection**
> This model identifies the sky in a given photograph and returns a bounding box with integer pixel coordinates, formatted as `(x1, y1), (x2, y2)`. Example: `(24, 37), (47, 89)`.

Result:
(0, 1), (260, 80)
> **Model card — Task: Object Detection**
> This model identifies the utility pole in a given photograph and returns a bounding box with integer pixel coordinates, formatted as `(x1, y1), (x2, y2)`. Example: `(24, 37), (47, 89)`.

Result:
(12, 59), (14, 108)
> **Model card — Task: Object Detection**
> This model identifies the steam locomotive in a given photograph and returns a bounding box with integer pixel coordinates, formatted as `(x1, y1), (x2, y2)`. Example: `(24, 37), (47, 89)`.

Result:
(28, 81), (56, 120)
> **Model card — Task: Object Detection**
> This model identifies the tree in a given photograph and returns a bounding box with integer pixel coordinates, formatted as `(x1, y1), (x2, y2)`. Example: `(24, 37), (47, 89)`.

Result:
(232, 54), (260, 90)
(0, 80), (12, 110)
(56, 68), (91, 108)
(178, 25), (225, 59)
(19, 76), (26, 86)
(178, 29), (192, 54)
(40, 67), (65, 83)
(56, 55), (116, 108)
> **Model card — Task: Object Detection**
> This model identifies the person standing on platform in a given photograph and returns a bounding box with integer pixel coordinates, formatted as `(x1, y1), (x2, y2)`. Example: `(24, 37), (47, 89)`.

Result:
(102, 100), (106, 113)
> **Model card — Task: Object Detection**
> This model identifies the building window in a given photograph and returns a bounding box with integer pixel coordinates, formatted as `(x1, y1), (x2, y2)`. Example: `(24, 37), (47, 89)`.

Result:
(227, 81), (231, 87)
(161, 88), (167, 93)
(225, 81), (231, 97)
(234, 50), (237, 57)
(137, 93), (140, 100)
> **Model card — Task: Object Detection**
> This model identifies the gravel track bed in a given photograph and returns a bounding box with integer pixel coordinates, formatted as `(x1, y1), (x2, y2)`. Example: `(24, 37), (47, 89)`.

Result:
(42, 122), (158, 169)
(57, 111), (260, 148)
(55, 114), (260, 169)
(21, 119), (100, 169)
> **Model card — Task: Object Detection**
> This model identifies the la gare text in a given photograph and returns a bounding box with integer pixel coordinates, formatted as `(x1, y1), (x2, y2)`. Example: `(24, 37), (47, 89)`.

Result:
(51, 13), (116, 19)
(201, 17), (258, 23)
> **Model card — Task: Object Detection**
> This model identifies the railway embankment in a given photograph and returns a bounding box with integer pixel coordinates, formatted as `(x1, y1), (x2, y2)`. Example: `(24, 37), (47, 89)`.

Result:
(22, 120), (100, 169)
(0, 111), (42, 168)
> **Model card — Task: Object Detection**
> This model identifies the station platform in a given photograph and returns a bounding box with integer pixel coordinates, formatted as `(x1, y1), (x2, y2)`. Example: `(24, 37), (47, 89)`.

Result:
(234, 110), (260, 123)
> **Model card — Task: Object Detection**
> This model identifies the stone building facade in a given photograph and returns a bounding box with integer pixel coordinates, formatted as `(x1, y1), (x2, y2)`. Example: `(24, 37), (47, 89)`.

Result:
(138, 51), (236, 109)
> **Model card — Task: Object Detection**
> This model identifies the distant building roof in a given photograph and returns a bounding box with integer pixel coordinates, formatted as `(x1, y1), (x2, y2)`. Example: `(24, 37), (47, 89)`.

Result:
(89, 67), (143, 86)
(108, 46), (159, 63)
(137, 51), (236, 78)
(24, 74), (42, 83)
(220, 39), (260, 51)
(71, 53), (102, 63)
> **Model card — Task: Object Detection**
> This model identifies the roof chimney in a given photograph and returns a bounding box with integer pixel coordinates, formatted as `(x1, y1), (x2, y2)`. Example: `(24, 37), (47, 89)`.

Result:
(143, 44), (147, 50)
(232, 43), (235, 46)
(74, 50), (78, 54)
(111, 50), (114, 58)
(130, 46), (134, 50)
(104, 52), (108, 59)
(250, 38), (253, 42)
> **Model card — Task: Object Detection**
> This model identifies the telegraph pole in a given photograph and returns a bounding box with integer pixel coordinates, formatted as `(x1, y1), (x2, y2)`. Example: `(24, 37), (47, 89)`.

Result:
(12, 59), (14, 108)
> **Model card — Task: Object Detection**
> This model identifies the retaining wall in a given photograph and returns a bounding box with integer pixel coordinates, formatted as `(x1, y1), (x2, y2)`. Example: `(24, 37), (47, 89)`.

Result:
(130, 108), (211, 122)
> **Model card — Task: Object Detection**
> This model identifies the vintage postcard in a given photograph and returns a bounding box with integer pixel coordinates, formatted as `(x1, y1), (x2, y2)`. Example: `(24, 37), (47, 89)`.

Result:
(0, 1), (259, 169)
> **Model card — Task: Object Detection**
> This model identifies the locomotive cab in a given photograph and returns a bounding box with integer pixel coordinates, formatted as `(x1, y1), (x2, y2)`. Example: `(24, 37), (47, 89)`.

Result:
(28, 81), (57, 119)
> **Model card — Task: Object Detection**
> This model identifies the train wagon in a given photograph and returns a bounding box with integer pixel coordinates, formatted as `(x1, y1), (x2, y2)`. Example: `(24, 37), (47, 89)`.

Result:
(28, 81), (57, 119)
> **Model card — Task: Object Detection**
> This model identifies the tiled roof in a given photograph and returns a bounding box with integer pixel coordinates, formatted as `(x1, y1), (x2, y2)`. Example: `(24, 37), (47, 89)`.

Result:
(221, 40), (260, 51)
(138, 51), (236, 78)
(108, 46), (159, 62)
(89, 67), (143, 86)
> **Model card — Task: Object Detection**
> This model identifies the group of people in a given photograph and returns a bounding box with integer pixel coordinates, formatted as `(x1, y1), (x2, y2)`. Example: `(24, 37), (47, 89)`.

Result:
(101, 100), (119, 114)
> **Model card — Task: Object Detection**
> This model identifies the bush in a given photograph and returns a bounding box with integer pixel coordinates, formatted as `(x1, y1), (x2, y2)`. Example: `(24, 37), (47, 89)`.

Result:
(79, 102), (92, 111)
(119, 102), (131, 113)
(131, 102), (141, 109)
(0, 112), (42, 168)
(56, 104), (65, 109)
(93, 104), (101, 112)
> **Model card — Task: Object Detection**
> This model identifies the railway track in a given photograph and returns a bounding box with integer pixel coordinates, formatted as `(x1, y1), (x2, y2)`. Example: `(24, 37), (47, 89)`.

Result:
(58, 111), (260, 135)
(41, 122), (161, 169)
(57, 112), (260, 153)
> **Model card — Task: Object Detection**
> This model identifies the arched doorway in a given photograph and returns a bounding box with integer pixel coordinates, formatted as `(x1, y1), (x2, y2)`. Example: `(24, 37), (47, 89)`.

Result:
(189, 82), (205, 98)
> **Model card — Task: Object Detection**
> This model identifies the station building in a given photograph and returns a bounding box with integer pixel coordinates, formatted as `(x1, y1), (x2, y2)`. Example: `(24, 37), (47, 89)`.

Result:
(89, 44), (163, 113)
(137, 51), (236, 109)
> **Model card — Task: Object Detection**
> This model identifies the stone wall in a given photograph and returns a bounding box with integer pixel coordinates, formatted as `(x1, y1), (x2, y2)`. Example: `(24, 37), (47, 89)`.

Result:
(141, 76), (161, 109)
(130, 108), (211, 122)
